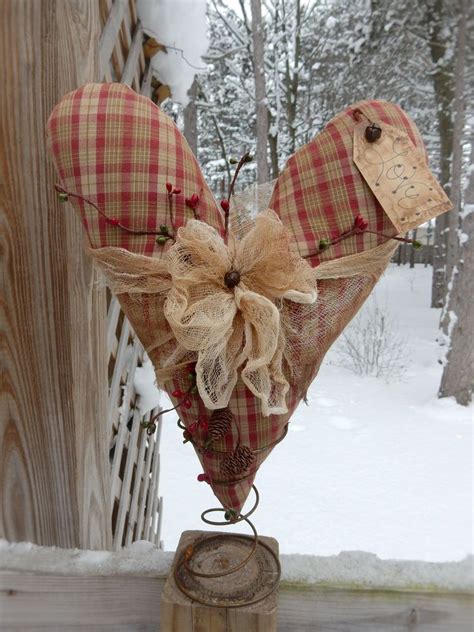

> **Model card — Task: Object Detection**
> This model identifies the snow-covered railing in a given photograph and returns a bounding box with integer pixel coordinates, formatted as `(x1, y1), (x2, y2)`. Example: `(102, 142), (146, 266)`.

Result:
(98, 0), (163, 549)
(1, 540), (472, 630)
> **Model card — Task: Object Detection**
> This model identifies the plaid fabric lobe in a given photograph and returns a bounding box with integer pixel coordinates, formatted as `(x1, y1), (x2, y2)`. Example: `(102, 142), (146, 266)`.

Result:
(270, 99), (427, 266)
(47, 83), (223, 256)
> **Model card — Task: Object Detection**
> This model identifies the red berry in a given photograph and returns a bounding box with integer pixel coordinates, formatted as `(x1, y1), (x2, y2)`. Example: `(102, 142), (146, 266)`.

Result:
(171, 389), (184, 398)
(185, 193), (200, 209)
(173, 188), (181, 194)
(354, 214), (369, 231)
(200, 419), (209, 432)
(188, 422), (197, 434)
(220, 199), (230, 212)
(197, 473), (210, 483)
(166, 182), (173, 193)
(183, 399), (192, 409)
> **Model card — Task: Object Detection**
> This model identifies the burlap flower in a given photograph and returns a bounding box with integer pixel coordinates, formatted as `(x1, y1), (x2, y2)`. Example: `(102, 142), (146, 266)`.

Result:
(164, 210), (317, 415)
(89, 211), (397, 418)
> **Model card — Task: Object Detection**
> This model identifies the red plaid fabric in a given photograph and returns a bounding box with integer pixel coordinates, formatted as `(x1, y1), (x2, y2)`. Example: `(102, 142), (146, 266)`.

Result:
(47, 84), (426, 513)
(271, 99), (426, 266)
(47, 83), (223, 255)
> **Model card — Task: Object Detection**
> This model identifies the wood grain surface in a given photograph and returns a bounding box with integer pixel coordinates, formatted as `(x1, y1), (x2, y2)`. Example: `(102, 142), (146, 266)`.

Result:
(0, 570), (472, 631)
(0, 0), (111, 549)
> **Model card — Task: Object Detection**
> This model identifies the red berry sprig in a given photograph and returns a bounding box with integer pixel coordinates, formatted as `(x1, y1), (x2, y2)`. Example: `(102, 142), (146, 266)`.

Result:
(197, 473), (211, 484)
(166, 182), (181, 195)
(164, 182), (182, 236)
(185, 193), (201, 220)
(220, 199), (230, 213)
(54, 183), (177, 240)
(354, 214), (369, 231)
(312, 214), (422, 256)
(140, 367), (198, 436)
(223, 152), (253, 243)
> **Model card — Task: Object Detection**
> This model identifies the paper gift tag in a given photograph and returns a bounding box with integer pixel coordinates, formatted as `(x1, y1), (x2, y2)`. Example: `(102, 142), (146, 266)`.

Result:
(353, 122), (452, 233)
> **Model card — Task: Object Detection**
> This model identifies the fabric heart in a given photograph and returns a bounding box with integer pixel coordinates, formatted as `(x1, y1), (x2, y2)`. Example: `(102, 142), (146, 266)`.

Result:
(46, 83), (429, 514)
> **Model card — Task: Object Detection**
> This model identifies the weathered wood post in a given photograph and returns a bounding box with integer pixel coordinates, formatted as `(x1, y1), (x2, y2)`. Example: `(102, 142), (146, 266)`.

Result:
(0, 1), (111, 549)
(161, 531), (279, 632)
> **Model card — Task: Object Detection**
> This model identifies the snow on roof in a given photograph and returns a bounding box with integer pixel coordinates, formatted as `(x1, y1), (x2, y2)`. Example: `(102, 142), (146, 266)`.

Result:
(137, 0), (209, 107)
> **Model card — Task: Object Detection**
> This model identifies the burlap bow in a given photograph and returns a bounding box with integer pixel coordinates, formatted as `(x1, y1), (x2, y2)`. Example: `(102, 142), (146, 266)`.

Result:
(165, 210), (317, 415)
(90, 210), (396, 417)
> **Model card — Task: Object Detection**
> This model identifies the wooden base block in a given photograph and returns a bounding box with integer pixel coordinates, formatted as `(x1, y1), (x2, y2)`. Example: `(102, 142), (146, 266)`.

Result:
(161, 530), (279, 632)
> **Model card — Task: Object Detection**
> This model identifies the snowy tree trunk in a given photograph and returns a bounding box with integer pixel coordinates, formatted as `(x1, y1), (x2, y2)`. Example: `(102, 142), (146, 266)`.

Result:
(183, 78), (199, 157)
(439, 0), (474, 405)
(409, 229), (418, 269)
(440, 0), (466, 333)
(268, 128), (279, 179)
(428, 0), (455, 308)
(425, 222), (433, 267)
(431, 215), (448, 307)
(268, 2), (281, 179)
(250, 0), (269, 183)
(446, 0), (465, 269)
(285, 0), (301, 156)
(438, 154), (474, 405)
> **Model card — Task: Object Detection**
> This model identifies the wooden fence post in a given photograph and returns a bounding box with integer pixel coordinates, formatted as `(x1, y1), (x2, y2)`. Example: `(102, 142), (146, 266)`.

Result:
(0, 0), (111, 549)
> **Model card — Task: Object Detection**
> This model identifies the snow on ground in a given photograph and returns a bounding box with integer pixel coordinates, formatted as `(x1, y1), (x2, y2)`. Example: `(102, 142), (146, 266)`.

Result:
(158, 264), (473, 562)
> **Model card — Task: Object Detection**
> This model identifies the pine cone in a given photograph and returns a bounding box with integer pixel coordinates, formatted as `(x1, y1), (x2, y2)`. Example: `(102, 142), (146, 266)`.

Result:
(208, 408), (234, 443)
(221, 445), (255, 478)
